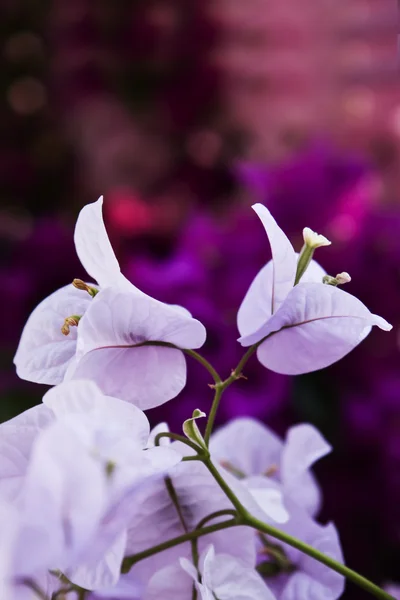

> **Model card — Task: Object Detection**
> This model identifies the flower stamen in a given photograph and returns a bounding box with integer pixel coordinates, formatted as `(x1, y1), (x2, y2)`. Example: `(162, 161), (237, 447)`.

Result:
(264, 464), (278, 477)
(72, 279), (99, 297)
(61, 315), (81, 336)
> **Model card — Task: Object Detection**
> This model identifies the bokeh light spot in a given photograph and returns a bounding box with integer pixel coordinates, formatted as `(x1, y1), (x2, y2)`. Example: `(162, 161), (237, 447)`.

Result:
(7, 77), (46, 115)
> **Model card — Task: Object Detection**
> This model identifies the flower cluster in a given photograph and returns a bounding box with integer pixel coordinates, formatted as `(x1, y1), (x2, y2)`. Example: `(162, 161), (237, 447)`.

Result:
(1, 198), (392, 599)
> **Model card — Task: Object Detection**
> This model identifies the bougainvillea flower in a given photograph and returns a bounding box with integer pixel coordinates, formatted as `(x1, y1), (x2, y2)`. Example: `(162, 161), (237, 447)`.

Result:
(258, 499), (344, 600)
(210, 417), (331, 517)
(145, 545), (276, 600)
(0, 381), (181, 590)
(14, 198), (206, 408)
(13, 285), (92, 385)
(238, 204), (392, 374)
(69, 286), (206, 409)
(13, 195), (125, 385)
(0, 497), (73, 600)
(0, 501), (23, 600)
(42, 381), (181, 494)
(122, 458), (257, 594)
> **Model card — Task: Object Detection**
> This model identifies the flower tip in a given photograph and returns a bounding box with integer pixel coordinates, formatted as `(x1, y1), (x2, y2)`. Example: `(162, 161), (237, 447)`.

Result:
(72, 279), (99, 297)
(61, 315), (81, 336)
(303, 227), (331, 249)
(251, 202), (264, 214)
(72, 278), (88, 291)
(237, 334), (250, 348)
(251, 203), (272, 219)
(335, 272), (351, 284)
(374, 316), (393, 332)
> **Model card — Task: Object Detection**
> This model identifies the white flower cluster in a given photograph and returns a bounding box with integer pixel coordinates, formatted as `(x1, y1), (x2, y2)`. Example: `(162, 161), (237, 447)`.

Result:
(0, 199), (391, 600)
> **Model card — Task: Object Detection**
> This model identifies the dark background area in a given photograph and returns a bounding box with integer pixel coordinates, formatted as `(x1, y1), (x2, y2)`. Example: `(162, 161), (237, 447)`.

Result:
(0, 1), (399, 596)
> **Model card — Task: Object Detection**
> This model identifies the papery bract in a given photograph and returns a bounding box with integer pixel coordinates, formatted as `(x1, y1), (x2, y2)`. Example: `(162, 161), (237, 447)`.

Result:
(0, 497), (66, 600)
(0, 501), (23, 600)
(211, 417), (330, 517)
(0, 380), (182, 591)
(14, 285), (92, 384)
(238, 204), (391, 374)
(121, 457), (257, 594)
(74, 198), (127, 289)
(0, 422), (108, 598)
(14, 197), (206, 408)
(20, 419), (109, 572)
(70, 286), (206, 409)
(44, 384), (181, 590)
(145, 545), (276, 600)
(261, 499), (345, 600)
(0, 404), (54, 501)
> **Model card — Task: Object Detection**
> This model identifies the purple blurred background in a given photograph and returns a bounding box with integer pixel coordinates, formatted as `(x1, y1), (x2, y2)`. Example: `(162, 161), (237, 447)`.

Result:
(0, 1), (399, 596)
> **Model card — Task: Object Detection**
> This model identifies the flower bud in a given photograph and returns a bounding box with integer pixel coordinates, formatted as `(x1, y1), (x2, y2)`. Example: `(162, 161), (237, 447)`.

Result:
(335, 272), (351, 285)
(323, 272), (351, 287)
(183, 409), (207, 451)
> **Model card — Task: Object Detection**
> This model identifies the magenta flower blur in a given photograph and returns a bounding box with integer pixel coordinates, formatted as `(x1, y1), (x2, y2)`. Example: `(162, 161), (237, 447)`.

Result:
(238, 204), (392, 374)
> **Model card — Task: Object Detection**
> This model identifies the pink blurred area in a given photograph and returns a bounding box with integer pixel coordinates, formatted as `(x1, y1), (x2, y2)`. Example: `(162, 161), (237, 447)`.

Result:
(0, 0), (398, 222)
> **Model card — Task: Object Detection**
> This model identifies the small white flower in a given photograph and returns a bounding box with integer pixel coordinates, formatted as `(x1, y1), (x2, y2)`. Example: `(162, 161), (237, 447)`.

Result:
(302, 227), (331, 249)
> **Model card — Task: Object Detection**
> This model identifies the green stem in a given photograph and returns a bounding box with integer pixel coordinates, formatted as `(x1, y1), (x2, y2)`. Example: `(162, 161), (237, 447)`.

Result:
(165, 474), (200, 574)
(204, 343), (260, 445)
(183, 349), (222, 384)
(121, 452), (394, 599)
(121, 518), (240, 573)
(51, 589), (74, 599)
(49, 571), (88, 598)
(139, 343), (393, 600)
(154, 431), (204, 455)
(139, 342), (221, 384)
(232, 344), (261, 379)
(202, 458), (246, 513)
(195, 509), (237, 530)
(182, 454), (204, 462)
(21, 579), (49, 600)
(143, 343), (258, 446)
(294, 244), (313, 285)
(244, 513), (394, 600)
(204, 385), (223, 446)
(202, 458), (394, 600)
